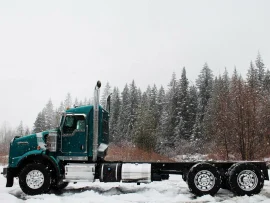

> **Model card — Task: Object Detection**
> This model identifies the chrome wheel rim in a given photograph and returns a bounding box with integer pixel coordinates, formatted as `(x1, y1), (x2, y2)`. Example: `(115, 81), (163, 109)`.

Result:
(26, 170), (44, 189)
(237, 170), (258, 191)
(194, 170), (215, 191)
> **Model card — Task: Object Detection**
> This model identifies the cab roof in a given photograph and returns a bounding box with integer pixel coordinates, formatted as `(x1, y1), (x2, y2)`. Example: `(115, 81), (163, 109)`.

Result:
(66, 105), (93, 114)
(65, 105), (108, 115)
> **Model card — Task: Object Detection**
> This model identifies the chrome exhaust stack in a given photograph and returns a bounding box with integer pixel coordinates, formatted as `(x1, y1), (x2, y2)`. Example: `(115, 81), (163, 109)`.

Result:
(93, 81), (101, 162)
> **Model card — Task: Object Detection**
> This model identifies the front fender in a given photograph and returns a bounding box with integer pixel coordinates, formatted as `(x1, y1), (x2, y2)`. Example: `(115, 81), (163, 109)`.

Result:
(16, 150), (61, 180)
(10, 150), (44, 168)
(6, 151), (62, 188)
(4, 150), (45, 188)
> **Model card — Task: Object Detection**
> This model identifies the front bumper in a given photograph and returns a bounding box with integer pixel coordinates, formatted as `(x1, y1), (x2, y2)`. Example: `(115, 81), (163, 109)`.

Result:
(1, 167), (14, 187)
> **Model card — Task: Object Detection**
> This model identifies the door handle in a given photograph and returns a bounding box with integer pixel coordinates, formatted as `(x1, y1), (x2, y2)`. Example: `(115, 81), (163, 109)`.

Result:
(80, 145), (84, 150)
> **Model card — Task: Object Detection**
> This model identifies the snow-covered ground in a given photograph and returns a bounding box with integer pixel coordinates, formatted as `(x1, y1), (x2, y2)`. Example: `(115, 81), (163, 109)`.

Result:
(1, 166), (270, 203)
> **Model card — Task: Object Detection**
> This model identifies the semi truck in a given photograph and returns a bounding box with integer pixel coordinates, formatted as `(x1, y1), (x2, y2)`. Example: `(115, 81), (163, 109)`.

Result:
(2, 81), (269, 196)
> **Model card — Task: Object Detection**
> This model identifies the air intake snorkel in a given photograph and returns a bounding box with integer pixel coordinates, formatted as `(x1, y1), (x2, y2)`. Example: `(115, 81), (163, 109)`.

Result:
(93, 81), (101, 162)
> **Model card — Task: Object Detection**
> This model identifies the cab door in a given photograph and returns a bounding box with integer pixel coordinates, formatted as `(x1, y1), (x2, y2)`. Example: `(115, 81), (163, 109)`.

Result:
(61, 114), (87, 156)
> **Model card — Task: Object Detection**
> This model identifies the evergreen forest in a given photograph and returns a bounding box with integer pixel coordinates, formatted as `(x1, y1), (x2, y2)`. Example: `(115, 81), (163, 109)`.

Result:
(1, 53), (270, 161)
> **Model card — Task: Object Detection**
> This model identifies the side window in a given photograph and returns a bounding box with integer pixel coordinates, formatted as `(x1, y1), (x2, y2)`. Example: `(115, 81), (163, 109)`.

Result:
(62, 115), (85, 135)
(76, 120), (86, 131)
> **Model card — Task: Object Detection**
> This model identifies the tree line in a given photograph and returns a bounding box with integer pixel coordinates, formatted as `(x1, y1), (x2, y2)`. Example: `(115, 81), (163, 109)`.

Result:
(1, 53), (270, 160)
(108, 53), (270, 160)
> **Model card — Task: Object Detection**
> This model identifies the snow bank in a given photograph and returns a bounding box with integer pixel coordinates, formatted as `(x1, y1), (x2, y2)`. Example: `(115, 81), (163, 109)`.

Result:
(174, 153), (208, 162)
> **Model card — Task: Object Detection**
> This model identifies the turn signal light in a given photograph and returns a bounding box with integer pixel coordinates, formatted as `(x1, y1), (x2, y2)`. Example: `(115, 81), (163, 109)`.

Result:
(37, 146), (41, 150)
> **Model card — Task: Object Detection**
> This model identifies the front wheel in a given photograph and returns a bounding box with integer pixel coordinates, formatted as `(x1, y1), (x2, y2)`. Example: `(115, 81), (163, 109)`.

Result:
(187, 163), (221, 196)
(19, 163), (52, 195)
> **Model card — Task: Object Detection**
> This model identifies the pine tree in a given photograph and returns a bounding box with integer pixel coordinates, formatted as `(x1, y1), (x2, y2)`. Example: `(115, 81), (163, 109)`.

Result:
(16, 121), (24, 136)
(264, 70), (270, 92)
(222, 68), (230, 94)
(150, 84), (159, 129)
(44, 99), (55, 130)
(74, 97), (79, 106)
(117, 84), (130, 143)
(194, 63), (213, 139)
(133, 91), (156, 151)
(79, 100), (83, 106)
(88, 98), (93, 105)
(247, 61), (259, 89)
(155, 86), (167, 152)
(110, 87), (121, 142)
(128, 80), (139, 137)
(55, 102), (65, 127)
(255, 52), (265, 90)
(64, 93), (72, 109)
(196, 63), (213, 119)
(204, 69), (231, 158)
(157, 86), (165, 118)
(165, 73), (178, 145)
(83, 97), (88, 105)
(137, 88), (142, 104)
(174, 67), (190, 140)
(58, 102), (65, 112)
(157, 105), (169, 144)
(24, 126), (30, 135)
(101, 82), (111, 108)
(33, 111), (46, 133)
(188, 85), (198, 138)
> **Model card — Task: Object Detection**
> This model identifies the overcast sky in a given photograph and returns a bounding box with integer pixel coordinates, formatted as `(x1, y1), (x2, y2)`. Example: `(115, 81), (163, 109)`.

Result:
(0, 0), (269, 129)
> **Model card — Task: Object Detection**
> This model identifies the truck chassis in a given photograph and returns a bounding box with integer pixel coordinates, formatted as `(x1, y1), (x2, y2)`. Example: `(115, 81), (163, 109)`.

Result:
(2, 158), (269, 196)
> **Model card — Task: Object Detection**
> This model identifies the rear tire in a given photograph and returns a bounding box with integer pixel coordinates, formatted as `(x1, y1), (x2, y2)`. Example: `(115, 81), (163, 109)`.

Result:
(19, 163), (52, 195)
(228, 163), (264, 196)
(187, 163), (221, 196)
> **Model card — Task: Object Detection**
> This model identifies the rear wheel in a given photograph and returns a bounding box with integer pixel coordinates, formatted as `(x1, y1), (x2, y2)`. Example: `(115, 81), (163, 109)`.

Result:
(19, 163), (52, 195)
(187, 163), (221, 196)
(228, 163), (264, 196)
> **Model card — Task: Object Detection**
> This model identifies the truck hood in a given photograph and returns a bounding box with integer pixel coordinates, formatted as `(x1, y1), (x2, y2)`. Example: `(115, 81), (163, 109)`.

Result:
(9, 130), (56, 160)
(13, 131), (50, 146)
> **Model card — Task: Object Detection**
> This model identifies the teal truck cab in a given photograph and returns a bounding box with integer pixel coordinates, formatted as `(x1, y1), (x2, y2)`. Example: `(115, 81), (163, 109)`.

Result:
(2, 81), (269, 197)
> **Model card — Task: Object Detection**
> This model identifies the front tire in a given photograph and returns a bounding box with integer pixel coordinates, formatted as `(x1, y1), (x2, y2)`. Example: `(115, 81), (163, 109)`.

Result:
(187, 163), (221, 196)
(228, 163), (264, 196)
(19, 163), (52, 195)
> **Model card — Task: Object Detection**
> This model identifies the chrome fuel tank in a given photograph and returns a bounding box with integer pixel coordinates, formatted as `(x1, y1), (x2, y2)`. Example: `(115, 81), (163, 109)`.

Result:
(121, 163), (151, 183)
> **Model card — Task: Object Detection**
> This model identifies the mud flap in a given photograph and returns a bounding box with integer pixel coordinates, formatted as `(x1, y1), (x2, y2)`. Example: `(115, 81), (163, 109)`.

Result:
(2, 168), (14, 187)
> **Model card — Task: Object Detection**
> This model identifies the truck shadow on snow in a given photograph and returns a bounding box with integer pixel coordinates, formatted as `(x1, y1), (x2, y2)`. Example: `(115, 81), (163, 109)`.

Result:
(9, 186), (236, 201)
(13, 185), (270, 201)
(53, 186), (150, 196)
(10, 186), (156, 200)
